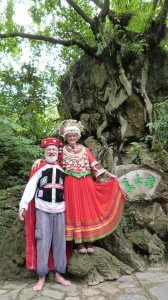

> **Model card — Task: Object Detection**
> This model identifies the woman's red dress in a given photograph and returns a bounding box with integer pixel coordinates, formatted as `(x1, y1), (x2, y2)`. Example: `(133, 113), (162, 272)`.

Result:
(63, 144), (126, 243)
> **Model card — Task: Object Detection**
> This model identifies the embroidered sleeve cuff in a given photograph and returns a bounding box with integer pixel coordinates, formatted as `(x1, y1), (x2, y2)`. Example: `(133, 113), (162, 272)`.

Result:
(90, 160), (98, 167)
(95, 168), (106, 177)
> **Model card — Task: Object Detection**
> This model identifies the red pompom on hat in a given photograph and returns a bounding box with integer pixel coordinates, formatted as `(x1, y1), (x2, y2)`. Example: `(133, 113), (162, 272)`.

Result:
(41, 137), (63, 148)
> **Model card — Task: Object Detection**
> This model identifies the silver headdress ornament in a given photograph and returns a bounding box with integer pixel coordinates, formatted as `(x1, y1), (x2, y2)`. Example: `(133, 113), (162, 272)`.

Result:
(58, 119), (84, 139)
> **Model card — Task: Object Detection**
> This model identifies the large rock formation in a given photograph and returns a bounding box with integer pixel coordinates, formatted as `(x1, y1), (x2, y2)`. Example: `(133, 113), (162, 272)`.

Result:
(59, 48), (168, 171)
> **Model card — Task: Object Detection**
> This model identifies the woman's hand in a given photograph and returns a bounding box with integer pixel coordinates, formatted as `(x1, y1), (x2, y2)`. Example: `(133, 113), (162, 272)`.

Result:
(105, 171), (118, 180)
(32, 159), (42, 169)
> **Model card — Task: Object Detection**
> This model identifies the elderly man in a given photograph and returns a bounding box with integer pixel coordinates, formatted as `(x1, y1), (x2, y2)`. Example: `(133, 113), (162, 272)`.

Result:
(19, 137), (71, 292)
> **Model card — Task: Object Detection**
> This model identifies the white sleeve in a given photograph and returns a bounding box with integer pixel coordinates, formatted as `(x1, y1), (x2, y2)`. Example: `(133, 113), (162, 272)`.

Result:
(19, 171), (40, 211)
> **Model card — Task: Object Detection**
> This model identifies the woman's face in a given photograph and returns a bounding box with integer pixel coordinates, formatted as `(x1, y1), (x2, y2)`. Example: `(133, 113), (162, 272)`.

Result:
(66, 132), (78, 146)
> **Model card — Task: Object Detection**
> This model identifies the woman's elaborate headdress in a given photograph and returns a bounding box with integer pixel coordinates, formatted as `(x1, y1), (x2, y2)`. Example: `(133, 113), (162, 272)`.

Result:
(58, 119), (84, 139)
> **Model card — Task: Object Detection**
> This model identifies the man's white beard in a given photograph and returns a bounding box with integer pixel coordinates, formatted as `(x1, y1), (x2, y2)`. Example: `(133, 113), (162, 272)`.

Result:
(45, 154), (57, 164)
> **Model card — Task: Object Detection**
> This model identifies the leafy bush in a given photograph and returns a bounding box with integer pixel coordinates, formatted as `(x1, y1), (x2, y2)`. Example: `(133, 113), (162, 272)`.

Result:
(0, 116), (43, 189)
(148, 99), (168, 149)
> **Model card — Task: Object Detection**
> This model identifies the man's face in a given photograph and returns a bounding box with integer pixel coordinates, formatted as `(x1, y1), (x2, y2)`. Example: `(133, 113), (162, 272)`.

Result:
(45, 145), (58, 163)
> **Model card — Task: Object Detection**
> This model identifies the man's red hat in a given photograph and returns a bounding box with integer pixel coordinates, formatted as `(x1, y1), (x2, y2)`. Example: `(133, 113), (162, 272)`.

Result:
(41, 137), (63, 148)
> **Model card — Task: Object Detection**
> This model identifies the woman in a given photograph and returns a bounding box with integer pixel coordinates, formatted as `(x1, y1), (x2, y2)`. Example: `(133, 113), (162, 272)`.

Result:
(34, 119), (126, 254)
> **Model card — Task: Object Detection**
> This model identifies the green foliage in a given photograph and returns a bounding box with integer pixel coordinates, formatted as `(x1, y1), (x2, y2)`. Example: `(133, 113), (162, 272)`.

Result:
(126, 142), (148, 164)
(127, 2), (154, 33)
(1, 0), (167, 69)
(0, 58), (62, 188)
(111, 0), (157, 33)
(5, 0), (15, 31)
(160, 38), (168, 52)
(148, 99), (168, 148)
(0, 60), (61, 140)
(0, 116), (43, 189)
(121, 214), (136, 233)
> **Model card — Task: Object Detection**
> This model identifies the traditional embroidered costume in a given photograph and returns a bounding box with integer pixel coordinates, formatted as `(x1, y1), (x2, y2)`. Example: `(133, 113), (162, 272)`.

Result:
(58, 120), (126, 244)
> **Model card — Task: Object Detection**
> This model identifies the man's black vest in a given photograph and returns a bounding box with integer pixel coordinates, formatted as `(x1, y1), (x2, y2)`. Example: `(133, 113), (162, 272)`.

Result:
(37, 167), (64, 203)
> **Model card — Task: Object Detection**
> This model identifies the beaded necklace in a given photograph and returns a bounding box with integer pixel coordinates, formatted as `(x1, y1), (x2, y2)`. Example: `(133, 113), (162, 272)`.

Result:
(66, 144), (82, 153)
(63, 144), (85, 157)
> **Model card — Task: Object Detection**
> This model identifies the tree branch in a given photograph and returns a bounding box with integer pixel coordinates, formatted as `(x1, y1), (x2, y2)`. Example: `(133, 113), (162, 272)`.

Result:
(98, 0), (110, 22)
(117, 54), (132, 97)
(155, 0), (168, 25)
(65, 0), (96, 30)
(142, 0), (168, 47)
(91, 0), (133, 27)
(0, 32), (98, 58)
(152, 0), (160, 11)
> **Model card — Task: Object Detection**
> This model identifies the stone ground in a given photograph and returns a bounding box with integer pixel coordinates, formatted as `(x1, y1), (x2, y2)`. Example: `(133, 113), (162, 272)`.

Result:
(0, 264), (168, 300)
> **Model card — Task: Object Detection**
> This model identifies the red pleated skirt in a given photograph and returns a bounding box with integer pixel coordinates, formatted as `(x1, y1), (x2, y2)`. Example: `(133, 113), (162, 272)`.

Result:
(64, 175), (126, 243)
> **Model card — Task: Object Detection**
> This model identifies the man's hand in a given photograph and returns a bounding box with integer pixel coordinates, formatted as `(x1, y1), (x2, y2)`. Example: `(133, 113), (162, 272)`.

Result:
(19, 208), (26, 221)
